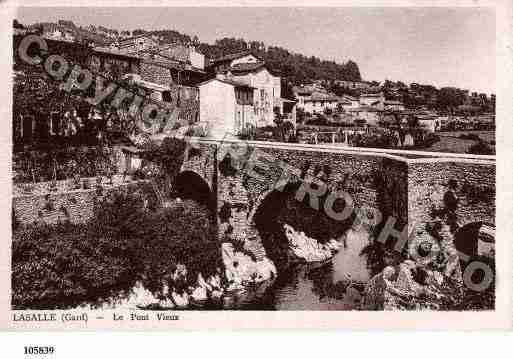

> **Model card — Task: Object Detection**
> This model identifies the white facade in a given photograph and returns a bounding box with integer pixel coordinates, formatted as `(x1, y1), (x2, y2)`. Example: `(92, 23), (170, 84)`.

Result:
(300, 99), (339, 114)
(189, 48), (205, 69)
(199, 78), (255, 139)
(229, 67), (281, 127)
(349, 108), (383, 127)
(359, 93), (385, 109)
(384, 101), (405, 111)
(418, 118), (441, 133)
(231, 54), (261, 66)
(340, 95), (360, 110)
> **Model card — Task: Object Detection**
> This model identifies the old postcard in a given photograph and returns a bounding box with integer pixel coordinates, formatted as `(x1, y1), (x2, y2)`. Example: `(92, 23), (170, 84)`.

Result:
(1, 0), (512, 331)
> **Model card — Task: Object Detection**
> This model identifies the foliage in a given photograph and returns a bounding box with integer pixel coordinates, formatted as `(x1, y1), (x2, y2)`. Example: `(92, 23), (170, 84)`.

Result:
(353, 132), (398, 149)
(198, 38), (361, 84)
(458, 133), (481, 141)
(306, 114), (330, 127)
(414, 132), (440, 149)
(12, 190), (220, 309)
(12, 221), (134, 309)
(467, 140), (495, 155)
(140, 137), (187, 195)
(13, 147), (117, 184)
(296, 108), (307, 124)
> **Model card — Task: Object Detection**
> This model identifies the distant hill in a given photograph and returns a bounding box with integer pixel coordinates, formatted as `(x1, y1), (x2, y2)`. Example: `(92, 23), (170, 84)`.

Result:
(134, 30), (363, 83)
(19, 20), (363, 85)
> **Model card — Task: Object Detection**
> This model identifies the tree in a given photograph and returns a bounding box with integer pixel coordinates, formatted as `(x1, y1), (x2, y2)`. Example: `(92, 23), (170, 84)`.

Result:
(132, 29), (147, 36)
(13, 19), (24, 29)
(437, 87), (466, 114)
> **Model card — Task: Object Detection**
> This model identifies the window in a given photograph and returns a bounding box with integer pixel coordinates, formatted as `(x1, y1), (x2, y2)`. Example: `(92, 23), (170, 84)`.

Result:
(162, 91), (172, 102)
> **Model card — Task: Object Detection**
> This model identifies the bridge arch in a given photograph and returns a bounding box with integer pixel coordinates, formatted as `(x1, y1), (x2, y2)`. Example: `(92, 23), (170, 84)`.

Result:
(173, 170), (216, 212)
(453, 221), (495, 259)
(249, 181), (354, 263)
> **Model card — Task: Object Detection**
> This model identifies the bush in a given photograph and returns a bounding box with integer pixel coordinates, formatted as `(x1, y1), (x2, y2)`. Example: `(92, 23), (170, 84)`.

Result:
(414, 132), (440, 149)
(467, 140), (495, 155)
(12, 190), (221, 309)
(354, 132), (397, 149)
(12, 222), (135, 309)
(459, 133), (481, 141)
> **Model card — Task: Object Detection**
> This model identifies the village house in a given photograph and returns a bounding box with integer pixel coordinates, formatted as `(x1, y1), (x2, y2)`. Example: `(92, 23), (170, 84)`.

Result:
(337, 98), (353, 112)
(384, 100), (405, 111)
(416, 113), (441, 133)
(116, 34), (160, 54)
(293, 85), (340, 113)
(136, 44), (207, 87)
(348, 106), (383, 127)
(38, 23), (76, 42)
(300, 92), (340, 114)
(359, 92), (385, 110)
(339, 94), (360, 111)
(198, 75), (256, 139)
(208, 51), (290, 127)
(99, 40), (208, 87)
(123, 74), (174, 103)
(336, 80), (381, 93)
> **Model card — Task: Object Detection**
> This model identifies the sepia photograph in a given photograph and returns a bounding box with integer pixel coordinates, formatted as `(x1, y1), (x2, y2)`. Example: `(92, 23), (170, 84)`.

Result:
(9, 5), (497, 317)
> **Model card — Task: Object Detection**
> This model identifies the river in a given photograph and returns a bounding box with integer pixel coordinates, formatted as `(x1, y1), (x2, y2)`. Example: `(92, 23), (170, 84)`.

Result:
(221, 227), (372, 310)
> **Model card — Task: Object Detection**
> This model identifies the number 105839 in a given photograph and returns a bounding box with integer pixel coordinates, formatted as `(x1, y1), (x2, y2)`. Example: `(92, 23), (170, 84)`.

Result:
(24, 346), (55, 355)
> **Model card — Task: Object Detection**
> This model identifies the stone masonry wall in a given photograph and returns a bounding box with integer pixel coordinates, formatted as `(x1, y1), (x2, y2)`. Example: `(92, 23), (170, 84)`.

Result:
(179, 142), (218, 191)
(407, 160), (495, 241)
(215, 145), (409, 254)
(13, 180), (150, 226)
(140, 62), (173, 87)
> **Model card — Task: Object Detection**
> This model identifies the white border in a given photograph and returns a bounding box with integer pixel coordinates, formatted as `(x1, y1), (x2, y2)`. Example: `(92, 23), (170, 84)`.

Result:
(0, 0), (511, 331)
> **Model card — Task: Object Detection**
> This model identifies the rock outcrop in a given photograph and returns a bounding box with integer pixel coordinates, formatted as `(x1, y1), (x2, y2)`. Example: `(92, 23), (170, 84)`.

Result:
(283, 224), (342, 262)
(361, 223), (464, 310)
(221, 243), (277, 290)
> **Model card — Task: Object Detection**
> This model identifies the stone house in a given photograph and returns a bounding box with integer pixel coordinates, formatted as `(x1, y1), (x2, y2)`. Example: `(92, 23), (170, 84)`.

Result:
(348, 106), (384, 127)
(117, 34), (159, 54)
(296, 91), (340, 114)
(339, 94), (360, 111)
(137, 44), (207, 87)
(359, 92), (385, 109)
(384, 100), (405, 112)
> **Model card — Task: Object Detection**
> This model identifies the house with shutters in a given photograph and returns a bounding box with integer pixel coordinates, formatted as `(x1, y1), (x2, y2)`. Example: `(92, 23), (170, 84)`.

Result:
(198, 75), (256, 139)
(207, 51), (294, 127)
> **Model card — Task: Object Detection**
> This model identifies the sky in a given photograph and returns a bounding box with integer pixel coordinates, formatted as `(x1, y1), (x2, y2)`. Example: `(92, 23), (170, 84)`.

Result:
(16, 7), (496, 94)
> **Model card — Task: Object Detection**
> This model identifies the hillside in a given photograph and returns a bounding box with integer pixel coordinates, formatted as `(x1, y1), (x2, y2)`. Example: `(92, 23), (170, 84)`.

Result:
(19, 20), (363, 84)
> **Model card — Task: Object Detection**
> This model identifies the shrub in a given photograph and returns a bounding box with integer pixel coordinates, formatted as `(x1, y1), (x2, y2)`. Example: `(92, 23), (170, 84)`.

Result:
(459, 133), (481, 141)
(12, 190), (221, 309)
(467, 140), (495, 155)
(354, 132), (397, 149)
(12, 222), (135, 309)
(414, 132), (440, 149)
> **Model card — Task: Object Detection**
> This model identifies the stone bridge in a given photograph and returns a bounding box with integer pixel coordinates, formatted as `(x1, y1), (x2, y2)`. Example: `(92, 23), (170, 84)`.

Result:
(176, 139), (495, 260)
